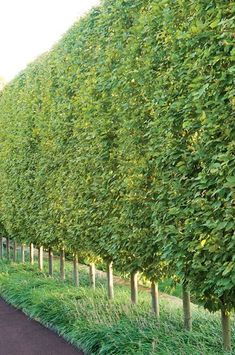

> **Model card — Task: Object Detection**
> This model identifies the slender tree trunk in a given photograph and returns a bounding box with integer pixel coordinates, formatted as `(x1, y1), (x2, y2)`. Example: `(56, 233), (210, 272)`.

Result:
(21, 244), (25, 263)
(151, 281), (160, 317)
(89, 263), (96, 289)
(48, 248), (53, 276)
(0, 237), (3, 259)
(221, 309), (231, 352)
(131, 271), (138, 304)
(60, 247), (65, 281)
(73, 253), (79, 286)
(38, 246), (43, 271)
(182, 283), (192, 331)
(30, 243), (34, 265)
(6, 237), (10, 260)
(13, 241), (17, 262)
(107, 261), (114, 300)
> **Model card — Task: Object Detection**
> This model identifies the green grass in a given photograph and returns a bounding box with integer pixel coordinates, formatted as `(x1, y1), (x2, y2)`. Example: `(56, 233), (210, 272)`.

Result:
(0, 259), (234, 354)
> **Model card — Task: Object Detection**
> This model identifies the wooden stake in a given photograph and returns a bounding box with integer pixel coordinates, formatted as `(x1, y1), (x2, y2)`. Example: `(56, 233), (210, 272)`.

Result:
(60, 247), (65, 281)
(107, 261), (114, 300)
(0, 237), (3, 259)
(182, 283), (192, 331)
(30, 243), (34, 265)
(13, 241), (17, 262)
(21, 244), (25, 263)
(38, 246), (43, 271)
(89, 263), (96, 289)
(73, 253), (79, 286)
(151, 281), (160, 317)
(6, 237), (10, 260)
(221, 309), (231, 352)
(131, 271), (138, 304)
(48, 248), (53, 276)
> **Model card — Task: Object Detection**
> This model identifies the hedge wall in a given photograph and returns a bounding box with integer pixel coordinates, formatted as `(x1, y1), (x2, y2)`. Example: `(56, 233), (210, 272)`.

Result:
(0, 0), (234, 325)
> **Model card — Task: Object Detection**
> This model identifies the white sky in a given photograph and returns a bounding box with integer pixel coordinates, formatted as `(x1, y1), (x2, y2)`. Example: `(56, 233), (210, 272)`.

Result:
(0, 0), (100, 82)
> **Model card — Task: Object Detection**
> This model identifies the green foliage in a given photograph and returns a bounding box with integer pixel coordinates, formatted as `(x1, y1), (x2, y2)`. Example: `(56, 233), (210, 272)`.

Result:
(0, 0), (234, 316)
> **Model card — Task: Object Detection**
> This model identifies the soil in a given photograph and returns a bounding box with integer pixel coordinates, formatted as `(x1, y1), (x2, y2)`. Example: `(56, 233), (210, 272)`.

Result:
(0, 298), (83, 355)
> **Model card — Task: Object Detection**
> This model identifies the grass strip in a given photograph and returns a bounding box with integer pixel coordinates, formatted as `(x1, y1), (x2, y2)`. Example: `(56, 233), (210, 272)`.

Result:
(0, 260), (234, 354)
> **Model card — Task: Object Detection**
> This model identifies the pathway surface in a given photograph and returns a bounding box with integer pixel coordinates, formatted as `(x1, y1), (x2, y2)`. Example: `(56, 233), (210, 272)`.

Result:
(0, 298), (83, 355)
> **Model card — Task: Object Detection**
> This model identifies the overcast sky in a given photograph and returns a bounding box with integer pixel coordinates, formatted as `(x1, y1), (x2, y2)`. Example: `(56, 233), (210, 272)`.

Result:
(0, 0), (100, 82)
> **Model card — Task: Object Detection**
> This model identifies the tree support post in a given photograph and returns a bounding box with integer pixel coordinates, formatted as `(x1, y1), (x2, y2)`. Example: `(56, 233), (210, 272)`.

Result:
(13, 241), (17, 262)
(48, 248), (53, 276)
(182, 283), (192, 331)
(38, 246), (43, 271)
(30, 243), (34, 265)
(21, 244), (25, 263)
(107, 261), (114, 300)
(73, 253), (79, 286)
(151, 281), (160, 317)
(89, 263), (96, 289)
(0, 237), (3, 259)
(6, 238), (10, 260)
(131, 271), (138, 304)
(60, 247), (65, 281)
(221, 309), (231, 352)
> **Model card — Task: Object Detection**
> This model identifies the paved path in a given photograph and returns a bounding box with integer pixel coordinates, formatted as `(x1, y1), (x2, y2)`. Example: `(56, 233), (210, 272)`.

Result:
(0, 298), (83, 355)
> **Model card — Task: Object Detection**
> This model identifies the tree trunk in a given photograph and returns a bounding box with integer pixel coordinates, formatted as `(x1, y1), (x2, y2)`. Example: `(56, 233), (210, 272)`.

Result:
(30, 243), (34, 265)
(13, 241), (17, 262)
(221, 309), (231, 352)
(89, 263), (96, 289)
(151, 281), (160, 317)
(38, 246), (43, 271)
(107, 261), (114, 300)
(48, 248), (53, 276)
(21, 244), (25, 263)
(182, 283), (192, 331)
(60, 247), (65, 281)
(0, 237), (3, 259)
(73, 253), (79, 286)
(131, 271), (138, 304)
(6, 237), (10, 260)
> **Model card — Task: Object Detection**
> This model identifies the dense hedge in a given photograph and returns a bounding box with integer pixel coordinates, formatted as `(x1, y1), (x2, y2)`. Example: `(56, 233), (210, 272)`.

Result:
(0, 0), (234, 325)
